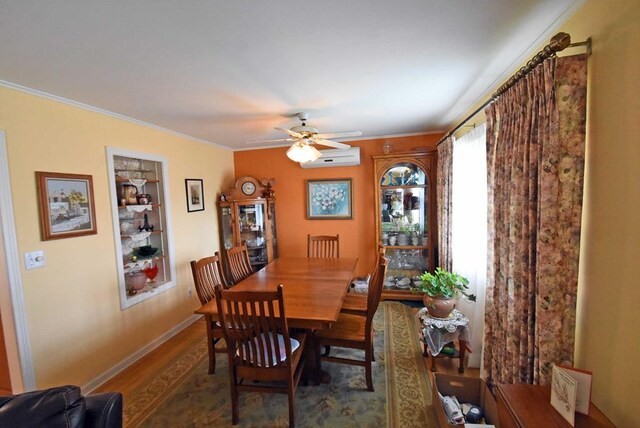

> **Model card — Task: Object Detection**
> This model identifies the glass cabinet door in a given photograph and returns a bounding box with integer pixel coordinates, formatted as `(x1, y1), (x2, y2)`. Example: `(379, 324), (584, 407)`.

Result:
(380, 162), (430, 291)
(268, 200), (278, 260)
(237, 202), (268, 270)
(220, 205), (234, 250)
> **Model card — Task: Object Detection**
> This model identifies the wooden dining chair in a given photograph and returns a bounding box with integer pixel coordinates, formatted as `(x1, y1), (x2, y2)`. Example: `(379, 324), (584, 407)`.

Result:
(226, 244), (254, 284)
(315, 256), (387, 391)
(307, 234), (340, 258)
(190, 253), (229, 374)
(215, 285), (306, 427)
(341, 244), (386, 316)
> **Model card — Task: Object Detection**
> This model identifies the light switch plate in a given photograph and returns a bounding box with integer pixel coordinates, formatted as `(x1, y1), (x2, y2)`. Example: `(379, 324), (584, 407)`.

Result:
(25, 250), (46, 270)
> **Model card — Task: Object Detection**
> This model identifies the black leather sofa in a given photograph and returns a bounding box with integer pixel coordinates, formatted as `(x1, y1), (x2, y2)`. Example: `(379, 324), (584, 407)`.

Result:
(0, 385), (122, 428)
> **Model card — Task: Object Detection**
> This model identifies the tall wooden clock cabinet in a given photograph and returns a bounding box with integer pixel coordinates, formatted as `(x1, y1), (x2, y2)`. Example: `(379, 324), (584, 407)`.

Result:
(218, 176), (277, 273)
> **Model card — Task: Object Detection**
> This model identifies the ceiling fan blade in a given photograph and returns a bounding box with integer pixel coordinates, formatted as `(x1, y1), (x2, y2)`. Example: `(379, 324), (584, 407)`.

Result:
(245, 138), (293, 145)
(275, 127), (304, 139)
(315, 139), (351, 150)
(315, 131), (362, 139)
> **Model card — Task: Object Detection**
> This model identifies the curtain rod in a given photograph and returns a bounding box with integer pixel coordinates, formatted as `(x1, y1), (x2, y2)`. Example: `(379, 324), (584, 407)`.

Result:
(436, 32), (591, 147)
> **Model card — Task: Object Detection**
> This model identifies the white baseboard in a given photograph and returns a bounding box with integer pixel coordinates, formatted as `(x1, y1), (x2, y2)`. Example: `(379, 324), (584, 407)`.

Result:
(82, 314), (202, 393)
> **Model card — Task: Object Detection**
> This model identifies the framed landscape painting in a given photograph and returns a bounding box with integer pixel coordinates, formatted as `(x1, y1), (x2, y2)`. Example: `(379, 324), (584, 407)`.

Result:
(36, 171), (97, 240)
(306, 178), (353, 220)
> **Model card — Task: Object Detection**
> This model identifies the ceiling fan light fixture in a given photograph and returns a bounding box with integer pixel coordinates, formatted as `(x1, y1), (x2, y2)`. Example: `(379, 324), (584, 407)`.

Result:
(286, 141), (321, 164)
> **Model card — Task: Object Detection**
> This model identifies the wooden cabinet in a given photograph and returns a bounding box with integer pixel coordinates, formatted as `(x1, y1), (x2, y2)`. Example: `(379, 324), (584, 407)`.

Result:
(497, 384), (614, 427)
(373, 151), (437, 300)
(107, 149), (176, 310)
(218, 176), (277, 272)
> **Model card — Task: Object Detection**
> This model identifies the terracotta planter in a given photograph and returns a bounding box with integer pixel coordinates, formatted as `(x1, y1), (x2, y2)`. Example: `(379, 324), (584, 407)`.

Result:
(423, 295), (457, 318)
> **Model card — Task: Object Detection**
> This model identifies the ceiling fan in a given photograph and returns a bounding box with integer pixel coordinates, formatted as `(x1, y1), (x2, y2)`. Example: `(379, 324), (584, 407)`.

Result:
(248, 112), (362, 163)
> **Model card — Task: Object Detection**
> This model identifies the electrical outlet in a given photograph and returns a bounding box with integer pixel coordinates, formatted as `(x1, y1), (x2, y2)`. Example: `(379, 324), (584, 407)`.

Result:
(25, 250), (46, 270)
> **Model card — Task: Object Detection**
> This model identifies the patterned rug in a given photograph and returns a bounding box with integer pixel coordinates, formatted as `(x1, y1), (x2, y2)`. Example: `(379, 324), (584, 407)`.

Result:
(123, 302), (436, 427)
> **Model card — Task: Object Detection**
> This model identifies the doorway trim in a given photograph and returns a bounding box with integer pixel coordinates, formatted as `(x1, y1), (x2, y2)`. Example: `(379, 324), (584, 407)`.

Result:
(0, 131), (35, 390)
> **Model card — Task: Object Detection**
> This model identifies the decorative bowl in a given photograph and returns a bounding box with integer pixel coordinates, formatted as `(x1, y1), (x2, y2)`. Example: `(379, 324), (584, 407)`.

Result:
(396, 277), (411, 289)
(137, 245), (158, 257)
(128, 271), (147, 291)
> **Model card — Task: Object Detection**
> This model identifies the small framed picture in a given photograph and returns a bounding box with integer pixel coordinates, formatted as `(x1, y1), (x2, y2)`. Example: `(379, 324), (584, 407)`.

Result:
(185, 179), (205, 212)
(36, 171), (97, 240)
(307, 178), (353, 220)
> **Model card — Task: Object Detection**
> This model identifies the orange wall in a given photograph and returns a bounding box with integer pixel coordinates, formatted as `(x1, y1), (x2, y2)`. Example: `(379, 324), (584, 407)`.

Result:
(233, 134), (442, 276)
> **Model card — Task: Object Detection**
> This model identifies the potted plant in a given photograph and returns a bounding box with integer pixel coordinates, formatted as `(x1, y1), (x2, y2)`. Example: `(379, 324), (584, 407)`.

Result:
(397, 224), (411, 246)
(416, 267), (476, 318)
(410, 223), (420, 245)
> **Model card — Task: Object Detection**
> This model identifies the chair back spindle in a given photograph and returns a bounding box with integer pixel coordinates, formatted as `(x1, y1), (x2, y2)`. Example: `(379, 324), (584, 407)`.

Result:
(218, 288), (291, 369)
(226, 244), (254, 284)
(307, 234), (340, 258)
(190, 253), (228, 305)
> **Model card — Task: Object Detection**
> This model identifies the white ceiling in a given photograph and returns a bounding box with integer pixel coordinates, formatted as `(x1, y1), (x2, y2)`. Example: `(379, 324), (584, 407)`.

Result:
(0, 0), (581, 149)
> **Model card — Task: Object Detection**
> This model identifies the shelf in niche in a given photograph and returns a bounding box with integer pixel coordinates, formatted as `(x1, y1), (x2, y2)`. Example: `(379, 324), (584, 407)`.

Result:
(115, 177), (160, 183)
(118, 203), (161, 210)
(126, 281), (170, 298)
(120, 230), (164, 238)
(384, 245), (429, 250)
(124, 254), (165, 263)
(381, 184), (427, 189)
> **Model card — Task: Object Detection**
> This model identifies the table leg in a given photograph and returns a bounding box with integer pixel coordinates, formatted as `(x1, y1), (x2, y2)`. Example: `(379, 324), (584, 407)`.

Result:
(458, 340), (467, 373)
(205, 315), (216, 374)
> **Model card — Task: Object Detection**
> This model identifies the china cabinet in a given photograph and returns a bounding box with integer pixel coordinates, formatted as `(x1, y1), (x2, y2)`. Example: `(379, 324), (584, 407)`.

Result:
(218, 176), (277, 274)
(107, 148), (176, 310)
(373, 151), (437, 300)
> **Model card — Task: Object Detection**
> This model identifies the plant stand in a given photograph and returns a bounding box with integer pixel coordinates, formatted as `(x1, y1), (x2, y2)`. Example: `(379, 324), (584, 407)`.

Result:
(417, 308), (471, 373)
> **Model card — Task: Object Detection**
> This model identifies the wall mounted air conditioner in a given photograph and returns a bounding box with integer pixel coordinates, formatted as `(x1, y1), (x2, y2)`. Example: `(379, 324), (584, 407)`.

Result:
(300, 147), (361, 169)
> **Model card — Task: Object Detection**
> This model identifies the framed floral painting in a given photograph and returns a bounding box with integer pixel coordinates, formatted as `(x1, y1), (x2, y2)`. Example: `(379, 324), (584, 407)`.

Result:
(306, 178), (353, 220)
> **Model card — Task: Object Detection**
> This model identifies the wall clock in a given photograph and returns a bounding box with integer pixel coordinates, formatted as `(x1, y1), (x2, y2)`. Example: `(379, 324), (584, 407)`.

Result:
(241, 180), (256, 196)
(225, 176), (267, 201)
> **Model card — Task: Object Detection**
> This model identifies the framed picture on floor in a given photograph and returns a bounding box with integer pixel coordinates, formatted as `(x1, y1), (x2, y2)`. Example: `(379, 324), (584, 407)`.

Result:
(185, 178), (205, 212)
(36, 171), (97, 240)
(306, 178), (353, 220)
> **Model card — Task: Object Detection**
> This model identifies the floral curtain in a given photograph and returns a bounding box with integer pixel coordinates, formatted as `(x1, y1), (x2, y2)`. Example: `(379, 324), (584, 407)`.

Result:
(436, 135), (453, 271)
(483, 54), (588, 387)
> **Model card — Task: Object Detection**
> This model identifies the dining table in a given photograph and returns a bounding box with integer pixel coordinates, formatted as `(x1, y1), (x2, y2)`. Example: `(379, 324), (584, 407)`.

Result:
(194, 256), (359, 382)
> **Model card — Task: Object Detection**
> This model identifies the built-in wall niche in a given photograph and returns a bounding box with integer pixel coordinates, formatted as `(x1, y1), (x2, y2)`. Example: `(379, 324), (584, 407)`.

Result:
(106, 148), (176, 310)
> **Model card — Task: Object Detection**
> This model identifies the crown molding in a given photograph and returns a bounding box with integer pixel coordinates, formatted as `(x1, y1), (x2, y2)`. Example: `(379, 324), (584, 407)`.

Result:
(0, 80), (231, 151)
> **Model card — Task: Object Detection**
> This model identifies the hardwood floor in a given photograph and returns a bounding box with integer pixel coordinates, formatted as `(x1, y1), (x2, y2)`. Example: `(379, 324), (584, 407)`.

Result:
(94, 318), (207, 396)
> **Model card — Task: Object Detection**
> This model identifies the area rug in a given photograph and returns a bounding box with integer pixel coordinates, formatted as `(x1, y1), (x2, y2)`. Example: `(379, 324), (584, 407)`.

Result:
(124, 302), (436, 427)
